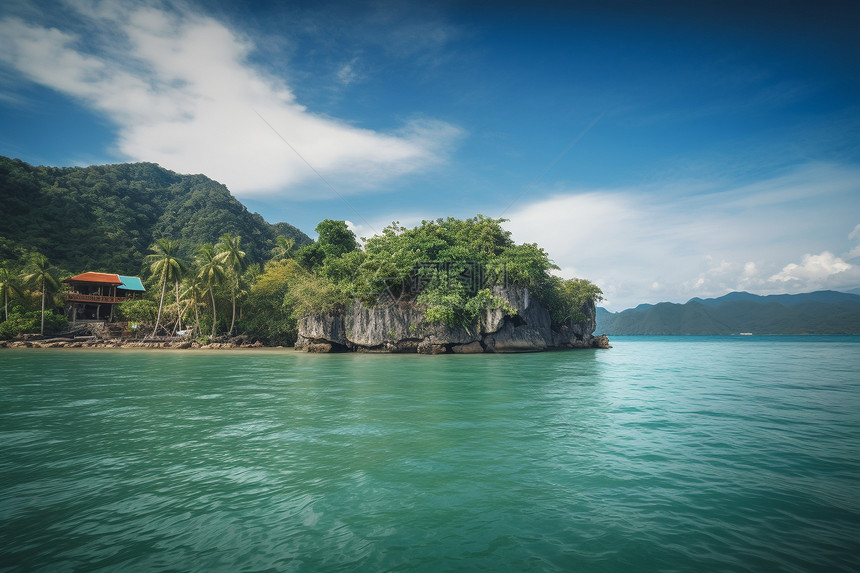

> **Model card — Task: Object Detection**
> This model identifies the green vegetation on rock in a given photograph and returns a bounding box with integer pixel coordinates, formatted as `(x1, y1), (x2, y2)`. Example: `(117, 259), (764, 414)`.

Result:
(290, 216), (602, 329)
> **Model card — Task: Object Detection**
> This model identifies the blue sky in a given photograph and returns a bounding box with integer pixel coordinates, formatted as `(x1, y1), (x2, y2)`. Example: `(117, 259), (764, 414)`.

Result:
(1, 0), (858, 310)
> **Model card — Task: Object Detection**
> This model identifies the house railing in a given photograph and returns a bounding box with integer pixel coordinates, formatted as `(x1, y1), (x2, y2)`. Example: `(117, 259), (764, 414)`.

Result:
(66, 293), (127, 304)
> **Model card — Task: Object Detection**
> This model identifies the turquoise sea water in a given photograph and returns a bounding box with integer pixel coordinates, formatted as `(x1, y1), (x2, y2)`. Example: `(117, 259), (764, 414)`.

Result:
(1, 336), (859, 572)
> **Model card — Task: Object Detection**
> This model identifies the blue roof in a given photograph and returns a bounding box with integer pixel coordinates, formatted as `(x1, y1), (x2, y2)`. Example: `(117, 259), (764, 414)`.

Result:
(117, 275), (146, 292)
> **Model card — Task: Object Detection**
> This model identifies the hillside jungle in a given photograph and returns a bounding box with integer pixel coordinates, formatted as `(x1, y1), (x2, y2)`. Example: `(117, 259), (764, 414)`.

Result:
(0, 155), (310, 272)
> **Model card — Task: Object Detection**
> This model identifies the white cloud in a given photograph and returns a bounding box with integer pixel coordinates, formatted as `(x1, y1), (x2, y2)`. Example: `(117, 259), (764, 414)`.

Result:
(502, 163), (860, 310)
(336, 59), (360, 86)
(344, 219), (371, 243)
(0, 2), (461, 197)
(769, 252), (852, 283)
(844, 224), (860, 261)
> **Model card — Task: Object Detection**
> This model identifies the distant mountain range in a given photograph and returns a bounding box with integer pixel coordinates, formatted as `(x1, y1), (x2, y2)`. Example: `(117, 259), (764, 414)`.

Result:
(596, 291), (860, 335)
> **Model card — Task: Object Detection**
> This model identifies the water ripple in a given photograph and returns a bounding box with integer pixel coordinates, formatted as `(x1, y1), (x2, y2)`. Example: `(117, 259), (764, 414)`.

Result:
(1, 340), (859, 571)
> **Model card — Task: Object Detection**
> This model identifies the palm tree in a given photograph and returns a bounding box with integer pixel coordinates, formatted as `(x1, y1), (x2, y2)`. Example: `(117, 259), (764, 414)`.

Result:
(270, 235), (295, 262)
(0, 262), (23, 322)
(197, 242), (226, 338)
(216, 233), (246, 336)
(238, 263), (262, 320)
(22, 253), (60, 336)
(170, 261), (190, 335)
(145, 238), (186, 337)
(179, 275), (207, 336)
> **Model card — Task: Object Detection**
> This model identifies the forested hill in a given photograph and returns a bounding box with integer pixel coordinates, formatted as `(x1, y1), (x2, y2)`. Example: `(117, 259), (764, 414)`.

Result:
(596, 291), (860, 335)
(0, 156), (310, 273)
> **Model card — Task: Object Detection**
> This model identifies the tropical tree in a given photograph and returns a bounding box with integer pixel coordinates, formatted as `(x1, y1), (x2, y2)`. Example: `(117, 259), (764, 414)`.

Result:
(116, 299), (158, 326)
(551, 277), (604, 325)
(0, 262), (23, 322)
(22, 252), (60, 335)
(145, 238), (186, 337)
(315, 219), (358, 259)
(197, 242), (226, 338)
(179, 274), (207, 336)
(237, 263), (262, 321)
(170, 262), (191, 336)
(296, 220), (358, 272)
(241, 259), (303, 345)
(216, 233), (246, 336)
(270, 235), (296, 262)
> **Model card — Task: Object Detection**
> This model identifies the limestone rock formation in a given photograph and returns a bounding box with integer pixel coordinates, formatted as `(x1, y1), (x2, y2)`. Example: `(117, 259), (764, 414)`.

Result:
(296, 286), (609, 353)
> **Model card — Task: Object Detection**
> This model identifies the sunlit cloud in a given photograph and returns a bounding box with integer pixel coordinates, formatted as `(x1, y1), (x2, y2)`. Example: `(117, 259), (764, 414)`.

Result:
(769, 251), (853, 284)
(503, 163), (860, 310)
(0, 1), (461, 197)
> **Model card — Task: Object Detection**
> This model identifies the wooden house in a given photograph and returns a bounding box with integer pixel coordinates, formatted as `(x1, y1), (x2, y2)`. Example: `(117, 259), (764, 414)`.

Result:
(63, 272), (146, 322)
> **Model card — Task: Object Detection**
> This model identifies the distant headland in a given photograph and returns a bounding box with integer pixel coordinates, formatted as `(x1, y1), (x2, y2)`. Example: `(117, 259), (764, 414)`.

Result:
(597, 290), (860, 335)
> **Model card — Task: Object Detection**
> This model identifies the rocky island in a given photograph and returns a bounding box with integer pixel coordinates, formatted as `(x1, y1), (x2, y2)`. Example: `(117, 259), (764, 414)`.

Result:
(291, 217), (609, 353)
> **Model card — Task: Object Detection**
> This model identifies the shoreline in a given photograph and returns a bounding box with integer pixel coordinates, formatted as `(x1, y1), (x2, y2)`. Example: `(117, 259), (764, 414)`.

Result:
(0, 337), (612, 352)
(0, 338), (290, 350)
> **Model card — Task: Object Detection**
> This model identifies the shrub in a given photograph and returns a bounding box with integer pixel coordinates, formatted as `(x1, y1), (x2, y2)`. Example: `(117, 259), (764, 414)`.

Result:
(0, 306), (68, 338)
(239, 260), (303, 345)
(116, 299), (158, 323)
(285, 269), (349, 318)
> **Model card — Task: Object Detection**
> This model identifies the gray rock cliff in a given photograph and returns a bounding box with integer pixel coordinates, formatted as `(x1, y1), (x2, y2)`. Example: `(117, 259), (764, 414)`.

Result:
(295, 286), (610, 353)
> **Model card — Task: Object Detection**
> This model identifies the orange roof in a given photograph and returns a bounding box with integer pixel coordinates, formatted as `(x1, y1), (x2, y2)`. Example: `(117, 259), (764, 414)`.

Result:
(63, 272), (122, 285)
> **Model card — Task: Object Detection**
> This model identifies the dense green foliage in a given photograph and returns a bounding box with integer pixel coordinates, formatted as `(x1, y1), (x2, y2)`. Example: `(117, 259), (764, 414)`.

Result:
(0, 177), (601, 341)
(145, 238), (186, 336)
(0, 252), (63, 338)
(0, 234), (288, 341)
(0, 306), (67, 339)
(596, 291), (860, 335)
(216, 232), (247, 336)
(116, 299), (159, 324)
(195, 242), (227, 338)
(290, 216), (602, 329)
(0, 156), (310, 274)
(22, 252), (61, 335)
(0, 261), (24, 322)
(239, 260), (304, 345)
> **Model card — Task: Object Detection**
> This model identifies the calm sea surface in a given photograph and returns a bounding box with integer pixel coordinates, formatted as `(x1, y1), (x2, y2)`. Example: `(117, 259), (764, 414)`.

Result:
(1, 336), (859, 572)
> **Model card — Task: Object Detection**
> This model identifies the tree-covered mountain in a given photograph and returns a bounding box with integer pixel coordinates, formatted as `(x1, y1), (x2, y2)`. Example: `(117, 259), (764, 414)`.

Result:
(0, 156), (310, 274)
(596, 291), (860, 335)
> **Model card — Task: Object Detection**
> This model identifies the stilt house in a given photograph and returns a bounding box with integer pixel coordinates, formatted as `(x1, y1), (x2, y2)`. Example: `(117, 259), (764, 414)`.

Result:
(63, 272), (146, 322)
